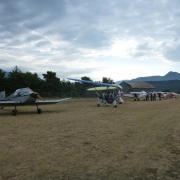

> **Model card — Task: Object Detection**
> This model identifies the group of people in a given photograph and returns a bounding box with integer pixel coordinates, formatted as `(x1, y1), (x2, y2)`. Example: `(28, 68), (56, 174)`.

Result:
(145, 92), (162, 101)
(133, 92), (163, 101)
(96, 90), (123, 105)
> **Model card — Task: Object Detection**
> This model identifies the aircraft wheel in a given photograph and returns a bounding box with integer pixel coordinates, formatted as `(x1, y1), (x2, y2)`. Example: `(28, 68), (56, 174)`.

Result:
(37, 108), (42, 114)
(97, 104), (100, 107)
(114, 105), (117, 108)
(12, 110), (17, 116)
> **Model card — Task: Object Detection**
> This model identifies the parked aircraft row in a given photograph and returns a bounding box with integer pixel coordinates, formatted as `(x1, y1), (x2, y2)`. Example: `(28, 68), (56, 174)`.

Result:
(124, 91), (178, 101)
(0, 78), (178, 115)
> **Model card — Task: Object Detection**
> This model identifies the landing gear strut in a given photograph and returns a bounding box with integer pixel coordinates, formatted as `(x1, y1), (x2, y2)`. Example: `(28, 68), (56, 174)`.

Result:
(36, 104), (42, 114)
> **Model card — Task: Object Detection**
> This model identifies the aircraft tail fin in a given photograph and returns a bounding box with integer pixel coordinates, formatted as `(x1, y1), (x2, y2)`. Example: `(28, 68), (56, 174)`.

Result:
(0, 91), (6, 100)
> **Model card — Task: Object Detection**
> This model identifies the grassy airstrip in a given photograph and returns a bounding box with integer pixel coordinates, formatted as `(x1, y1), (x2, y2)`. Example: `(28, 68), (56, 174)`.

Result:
(0, 98), (180, 180)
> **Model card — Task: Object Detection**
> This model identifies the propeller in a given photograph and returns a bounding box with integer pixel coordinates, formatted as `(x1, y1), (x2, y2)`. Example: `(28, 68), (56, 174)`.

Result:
(30, 92), (43, 99)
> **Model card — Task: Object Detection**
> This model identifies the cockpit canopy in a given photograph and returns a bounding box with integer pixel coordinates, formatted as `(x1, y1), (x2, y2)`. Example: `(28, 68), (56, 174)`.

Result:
(12, 88), (34, 97)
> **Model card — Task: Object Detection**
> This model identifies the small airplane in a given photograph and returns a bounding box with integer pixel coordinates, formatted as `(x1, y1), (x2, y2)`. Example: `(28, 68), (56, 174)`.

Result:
(124, 91), (147, 101)
(161, 92), (178, 99)
(67, 78), (124, 107)
(130, 91), (147, 101)
(0, 87), (71, 115)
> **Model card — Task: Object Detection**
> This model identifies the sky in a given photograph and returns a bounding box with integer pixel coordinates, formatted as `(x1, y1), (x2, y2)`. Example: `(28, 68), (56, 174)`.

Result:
(0, 0), (180, 81)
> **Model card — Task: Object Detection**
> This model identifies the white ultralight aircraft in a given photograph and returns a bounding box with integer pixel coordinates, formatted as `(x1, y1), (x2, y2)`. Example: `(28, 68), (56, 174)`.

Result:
(68, 78), (124, 107)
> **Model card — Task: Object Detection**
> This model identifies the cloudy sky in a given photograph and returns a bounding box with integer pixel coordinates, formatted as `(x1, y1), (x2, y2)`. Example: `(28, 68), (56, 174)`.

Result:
(0, 0), (180, 80)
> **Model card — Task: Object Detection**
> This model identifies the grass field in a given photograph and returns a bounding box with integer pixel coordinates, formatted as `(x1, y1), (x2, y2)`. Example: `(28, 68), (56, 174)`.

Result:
(0, 98), (180, 180)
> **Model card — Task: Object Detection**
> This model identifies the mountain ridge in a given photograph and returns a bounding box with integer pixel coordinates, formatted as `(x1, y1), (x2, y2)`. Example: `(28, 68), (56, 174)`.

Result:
(130, 71), (180, 82)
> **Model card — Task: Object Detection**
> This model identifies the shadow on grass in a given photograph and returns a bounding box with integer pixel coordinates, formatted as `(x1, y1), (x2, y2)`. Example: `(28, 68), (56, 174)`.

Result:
(0, 108), (68, 116)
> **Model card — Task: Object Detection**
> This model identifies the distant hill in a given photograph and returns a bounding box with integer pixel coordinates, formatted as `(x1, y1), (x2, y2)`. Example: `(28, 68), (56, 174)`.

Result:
(116, 71), (180, 93)
(147, 80), (180, 93)
(131, 71), (180, 81)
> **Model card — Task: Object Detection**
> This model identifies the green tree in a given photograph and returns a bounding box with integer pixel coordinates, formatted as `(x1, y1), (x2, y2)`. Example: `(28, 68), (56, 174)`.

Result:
(81, 76), (92, 81)
(42, 71), (61, 96)
(0, 69), (6, 91)
(102, 77), (114, 84)
(7, 66), (24, 92)
(74, 76), (92, 97)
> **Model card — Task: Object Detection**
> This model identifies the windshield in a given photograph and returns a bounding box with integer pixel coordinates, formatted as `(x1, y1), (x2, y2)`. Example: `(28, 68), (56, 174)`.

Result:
(13, 88), (34, 97)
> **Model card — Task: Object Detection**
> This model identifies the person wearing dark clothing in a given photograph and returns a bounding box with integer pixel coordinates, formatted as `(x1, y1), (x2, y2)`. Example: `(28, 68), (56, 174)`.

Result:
(153, 93), (157, 101)
(134, 93), (138, 101)
(146, 94), (149, 101)
(158, 93), (162, 100)
(150, 93), (153, 101)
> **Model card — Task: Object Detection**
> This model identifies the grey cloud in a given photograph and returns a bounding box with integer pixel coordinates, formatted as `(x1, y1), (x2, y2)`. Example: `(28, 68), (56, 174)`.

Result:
(75, 29), (109, 48)
(133, 42), (154, 57)
(35, 40), (51, 48)
(23, 62), (97, 78)
(164, 44), (180, 62)
(0, 0), (180, 77)
(1, 0), (179, 49)
(58, 67), (97, 77)
(0, 57), (33, 72)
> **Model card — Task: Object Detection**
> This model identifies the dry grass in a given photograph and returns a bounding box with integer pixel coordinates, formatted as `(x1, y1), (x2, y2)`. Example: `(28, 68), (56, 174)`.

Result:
(0, 98), (180, 180)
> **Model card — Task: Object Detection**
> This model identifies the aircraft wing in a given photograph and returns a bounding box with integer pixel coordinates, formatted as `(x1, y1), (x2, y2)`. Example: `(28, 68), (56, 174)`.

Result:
(68, 78), (122, 88)
(0, 98), (72, 106)
(68, 78), (97, 85)
(35, 98), (71, 105)
(87, 86), (117, 91)
(0, 101), (17, 106)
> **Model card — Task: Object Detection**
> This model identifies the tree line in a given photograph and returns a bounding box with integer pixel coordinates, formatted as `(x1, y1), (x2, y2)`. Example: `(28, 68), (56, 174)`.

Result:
(0, 66), (114, 97)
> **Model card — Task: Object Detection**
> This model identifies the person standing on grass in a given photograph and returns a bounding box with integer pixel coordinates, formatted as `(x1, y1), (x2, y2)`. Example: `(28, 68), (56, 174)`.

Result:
(158, 92), (162, 100)
(153, 93), (157, 101)
(146, 93), (149, 101)
(150, 93), (153, 101)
